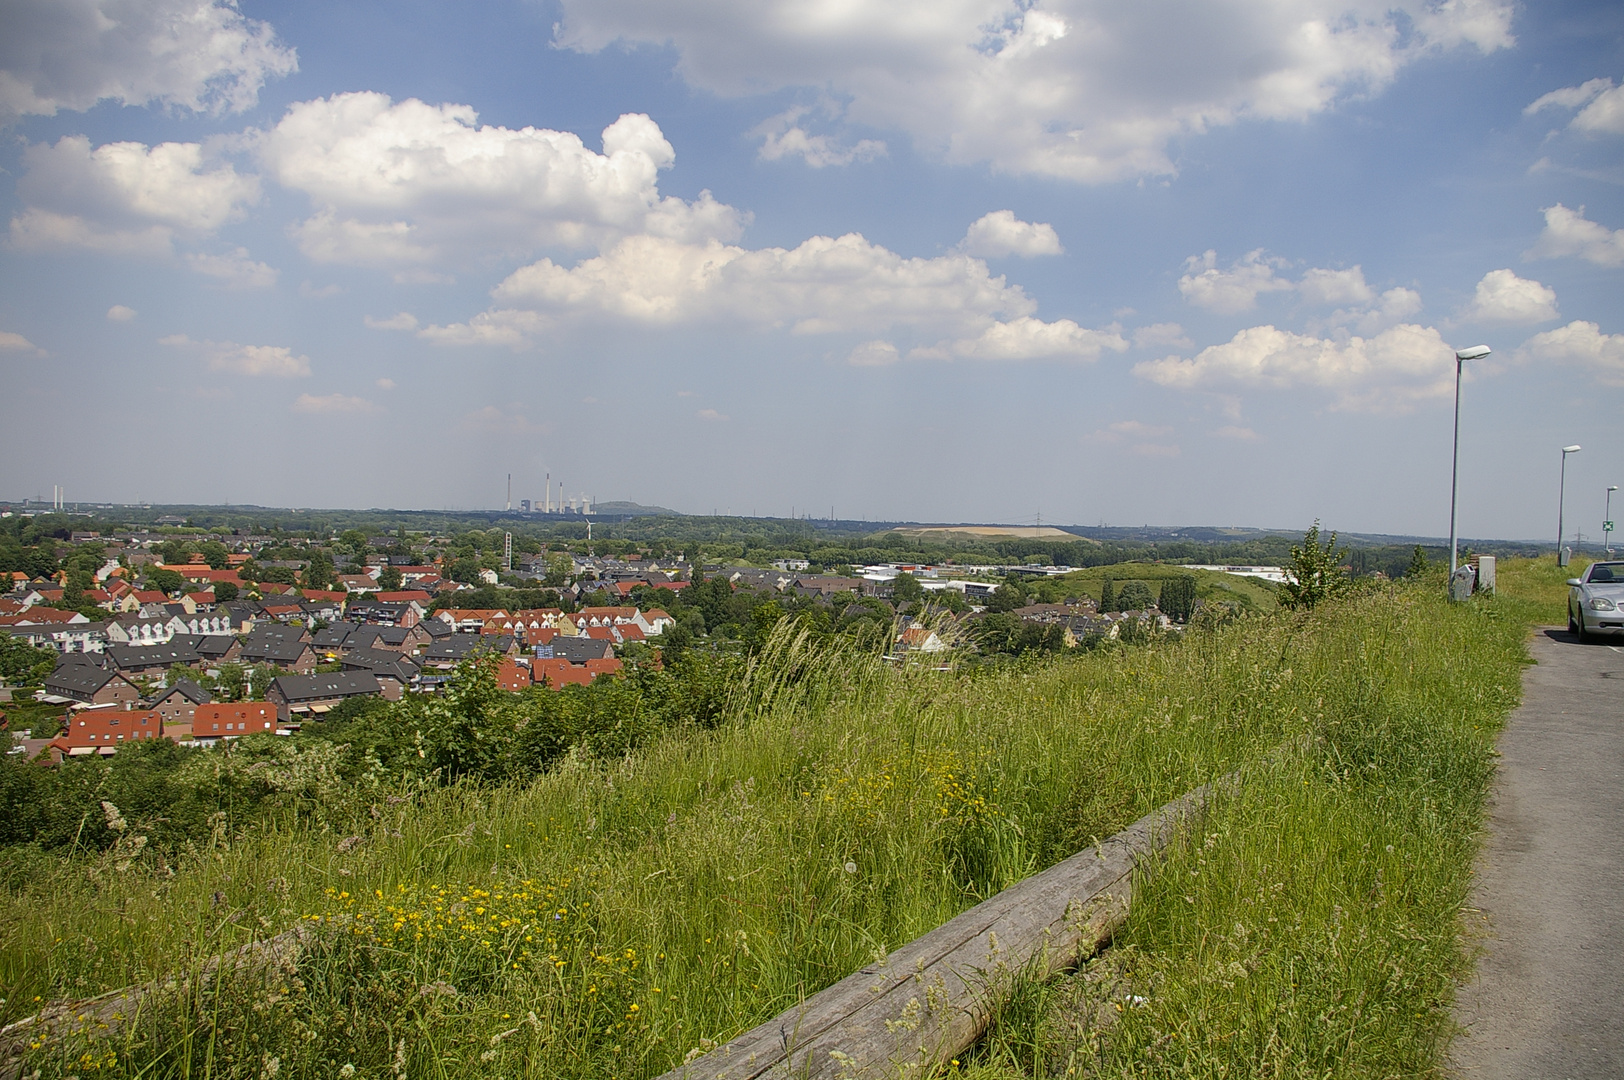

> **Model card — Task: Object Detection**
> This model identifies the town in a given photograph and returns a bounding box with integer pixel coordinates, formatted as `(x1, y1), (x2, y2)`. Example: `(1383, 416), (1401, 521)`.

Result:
(0, 511), (1251, 765)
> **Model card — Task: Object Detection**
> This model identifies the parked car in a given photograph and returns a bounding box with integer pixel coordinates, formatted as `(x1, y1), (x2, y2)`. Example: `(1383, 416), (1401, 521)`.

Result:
(1567, 561), (1624, 641)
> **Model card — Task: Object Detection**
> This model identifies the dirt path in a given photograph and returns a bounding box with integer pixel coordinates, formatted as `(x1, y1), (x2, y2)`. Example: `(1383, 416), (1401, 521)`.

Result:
(1450, 628), (1624, 1079)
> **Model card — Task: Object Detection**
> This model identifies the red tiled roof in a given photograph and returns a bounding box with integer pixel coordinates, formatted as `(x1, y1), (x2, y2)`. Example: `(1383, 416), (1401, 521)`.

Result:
(299, 590), (347, 602)
(374, 590), (431, 603)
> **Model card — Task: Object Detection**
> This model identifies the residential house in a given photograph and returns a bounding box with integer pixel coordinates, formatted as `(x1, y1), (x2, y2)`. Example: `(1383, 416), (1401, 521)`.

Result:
(150, 679), (211, 725)
(790, 575), (867, 598)
(338, 648), (418, 699)
(266, 672), (384, 722)
(550, 637), (615, 665)
(239, 629), (318, 673)
(106, 642), (203, 676)
(2, 621), (109, 654)
(43, 665), (141, 707)
(345, 599), (422, 627)
(495, 659), (531, 691)
(421, 633), (517, 669)
(169, 633), (241, 665)
(184, 702), (279, 744)
(435, 608), (510, 633)
(49, 708), (164, 759)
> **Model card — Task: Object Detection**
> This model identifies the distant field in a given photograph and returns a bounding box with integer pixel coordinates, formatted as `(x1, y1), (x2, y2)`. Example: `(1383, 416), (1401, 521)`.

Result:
(900, 525), (1085, 540)
(1050, 562), (1280, 613)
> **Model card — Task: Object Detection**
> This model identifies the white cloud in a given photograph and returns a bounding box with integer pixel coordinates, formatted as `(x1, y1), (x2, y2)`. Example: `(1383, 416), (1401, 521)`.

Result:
(1178, 249), (1293, 313)
(1133, 323), (1458, 411)
(1324, 286), (1423, 335)
(1214, 425), (1261, 441)
(0, 0), (296, 124)
(1297, 266), (1373, 306)
(1085, 420), (1178, 456)
(161, 333), (311, 377)
(754, 106), (886, 167)
(364, 312), (420, 331)
(1516, 321), (1624, 386)
(0, 331), (43, 353)
(106, 305), (137, 321)
(299, 281), (344, 299)
(1458, 269), (1558, 325)
(1131, 323), (1192, 349)
(375, 378), (396, 390)
(848, 340), (902, 366)
(555, 0), (1512, 182)
(415, 309), (551, 348)
(696, 408), (728, 421)
(260, 93), (746, 268)
(1526, 204), (1624, 268)
(185, 247), (278, 289)
(293, 392), (380, 414)
(909, 317), (1126, 362)
(1524, 77), (1624, 136)
(9, 136), (259, 255)
(493, 232), (1033, 334)
(960, 210), (1063, 258)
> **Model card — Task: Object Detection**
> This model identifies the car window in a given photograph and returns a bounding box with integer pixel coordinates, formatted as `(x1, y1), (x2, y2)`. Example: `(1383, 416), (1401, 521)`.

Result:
(1589, 564), (1619, 583)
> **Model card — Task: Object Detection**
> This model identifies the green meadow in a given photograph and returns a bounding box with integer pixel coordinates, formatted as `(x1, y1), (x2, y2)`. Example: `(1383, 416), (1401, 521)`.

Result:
(1, 564), (1542, 1079)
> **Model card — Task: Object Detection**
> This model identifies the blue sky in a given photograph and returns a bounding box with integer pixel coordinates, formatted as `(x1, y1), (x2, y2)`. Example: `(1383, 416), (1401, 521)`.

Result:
(1, 0), (1621, 541)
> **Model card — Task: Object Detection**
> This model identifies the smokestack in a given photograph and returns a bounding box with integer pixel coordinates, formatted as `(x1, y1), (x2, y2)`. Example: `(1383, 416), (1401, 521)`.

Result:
(545, 472), (551, 513)
(506, 473), (512, 511)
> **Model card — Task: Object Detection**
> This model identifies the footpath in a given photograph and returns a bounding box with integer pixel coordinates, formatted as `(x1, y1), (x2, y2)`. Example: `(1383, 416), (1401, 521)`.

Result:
(1450, 629), (1624, 1079)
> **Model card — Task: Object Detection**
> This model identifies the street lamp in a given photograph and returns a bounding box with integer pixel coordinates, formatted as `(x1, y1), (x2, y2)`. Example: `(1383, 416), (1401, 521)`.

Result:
(1558, 445), (1582, 564)
(1449, 345), (1491, 579)
(1606, 485), (1618, 557)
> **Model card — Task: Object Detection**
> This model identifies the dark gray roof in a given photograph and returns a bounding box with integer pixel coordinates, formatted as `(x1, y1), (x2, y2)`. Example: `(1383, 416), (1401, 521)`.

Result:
(552, 636), (615, 663)
(269, 671), (382, 703)
(422, 633), (512, 661)
(53, 652), (107, 669)
(310, 622), (362, 649)
(107, 643), (202, 670)
(154, 678), (212, 705)
(240, 634), (313, 664)
(340, 647), (420, 681)
(44, 664), (121, 695)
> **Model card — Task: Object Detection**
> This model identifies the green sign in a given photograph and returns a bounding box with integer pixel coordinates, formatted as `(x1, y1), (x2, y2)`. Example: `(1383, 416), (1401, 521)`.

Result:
(1606, 521), (1615, 532)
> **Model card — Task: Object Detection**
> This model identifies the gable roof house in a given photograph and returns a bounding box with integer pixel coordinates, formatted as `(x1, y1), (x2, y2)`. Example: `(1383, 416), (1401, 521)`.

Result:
(421, 633), (517, 670)
(2, 620), (109, 654)
(106, 642), (203, 676)
(43, 665), (141, 707)
(49, 708), (163, 759)
(239, 628), (317, 673)
(549, 636), (616, 665)
(150, 679), (211, 725)
(338, 648), (419, 699)
(169, 632), (241, 665)
(183, 702), (279, 744)
(266, 672), (384, 723)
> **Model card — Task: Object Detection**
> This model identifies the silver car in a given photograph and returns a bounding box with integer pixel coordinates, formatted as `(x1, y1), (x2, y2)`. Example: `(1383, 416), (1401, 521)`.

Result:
(1568, 561), (1624, 640)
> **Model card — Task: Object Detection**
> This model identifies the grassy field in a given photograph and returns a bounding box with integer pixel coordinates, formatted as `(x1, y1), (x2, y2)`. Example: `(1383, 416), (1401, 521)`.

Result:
(2, 576), (1528, 1079)
(1049, 564), (1279, 614)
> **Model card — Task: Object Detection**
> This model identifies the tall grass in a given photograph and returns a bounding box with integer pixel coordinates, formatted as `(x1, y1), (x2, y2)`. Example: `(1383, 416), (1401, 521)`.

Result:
(955, 573), (1532, 1079)
(2, 582), (1526, 1079)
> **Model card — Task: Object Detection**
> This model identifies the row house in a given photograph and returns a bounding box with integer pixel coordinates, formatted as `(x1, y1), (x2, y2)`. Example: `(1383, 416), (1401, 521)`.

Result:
(178, 702), (279, 743)
(2, 620), (109, 653)
(266, 672), (384, 723)
(107, 642), (203, 676)
(531, 656), (622, 689)
(151, 680), (211, 725)
(43, 665), (141, 707)
(49, 708), (164, 759)
(337, 648), (418, 699)
(240, 630), (318, 673)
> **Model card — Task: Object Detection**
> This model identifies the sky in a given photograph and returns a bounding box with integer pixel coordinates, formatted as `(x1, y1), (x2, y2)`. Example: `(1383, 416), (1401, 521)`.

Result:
(1, 0), (1622, 541)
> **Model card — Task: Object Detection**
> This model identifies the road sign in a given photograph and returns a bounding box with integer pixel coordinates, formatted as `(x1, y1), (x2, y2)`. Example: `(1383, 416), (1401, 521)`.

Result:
(1606, 521), (1615, 532)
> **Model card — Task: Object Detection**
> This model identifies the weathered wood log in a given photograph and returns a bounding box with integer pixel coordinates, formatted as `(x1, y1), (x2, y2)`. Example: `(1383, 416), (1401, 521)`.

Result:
(659, 785), (1209, 1080)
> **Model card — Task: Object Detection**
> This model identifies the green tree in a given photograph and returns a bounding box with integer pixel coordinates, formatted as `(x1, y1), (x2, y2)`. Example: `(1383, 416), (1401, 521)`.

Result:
(213, 580), (239, 603)
(1406, 545), (1430, 579)
(1158, 575), (1197, 622)
(158, 539), (192, 565)
(197, 541), (229, 569)
(891, 572), (925, 605)
(1279, 521), (1351, 611)
(1117, 581), (1155, 611)
(338, 529), (369, 556)
(303, 551), (336, 591)
(147, 568), (184, 595)
(377, 565), (403, 591)
(1099, 576), (1116, 613)
(985, 582), (1027, 612)
(543, 552), (573, 588)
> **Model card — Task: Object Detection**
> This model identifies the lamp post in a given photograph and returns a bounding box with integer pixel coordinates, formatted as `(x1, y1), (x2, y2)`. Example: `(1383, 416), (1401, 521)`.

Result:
(1449, 345), (1491, 579)
(1558, 445), (1582, 564)
(1606, 485), (1618, 557)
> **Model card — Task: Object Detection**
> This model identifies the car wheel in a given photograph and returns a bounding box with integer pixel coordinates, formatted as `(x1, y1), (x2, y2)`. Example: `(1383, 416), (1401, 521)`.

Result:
(1569, 605), (1580, 635)
(1577, 612), (1590, 643)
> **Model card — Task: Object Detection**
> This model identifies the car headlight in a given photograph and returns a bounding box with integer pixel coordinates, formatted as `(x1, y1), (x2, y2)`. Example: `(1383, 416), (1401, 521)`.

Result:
(1590, 597), (1617, 611)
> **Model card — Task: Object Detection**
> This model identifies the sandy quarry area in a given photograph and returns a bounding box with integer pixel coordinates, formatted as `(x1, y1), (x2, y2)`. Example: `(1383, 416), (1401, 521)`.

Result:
(900, 525), (1082, 540)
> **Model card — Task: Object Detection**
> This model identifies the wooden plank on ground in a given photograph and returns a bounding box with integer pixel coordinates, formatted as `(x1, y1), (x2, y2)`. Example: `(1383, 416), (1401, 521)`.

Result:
(657, 785), (1209, 1080)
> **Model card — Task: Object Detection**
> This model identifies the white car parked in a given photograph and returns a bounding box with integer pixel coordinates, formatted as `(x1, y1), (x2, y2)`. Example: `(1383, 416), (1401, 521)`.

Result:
(1567, 561), (1624, 641)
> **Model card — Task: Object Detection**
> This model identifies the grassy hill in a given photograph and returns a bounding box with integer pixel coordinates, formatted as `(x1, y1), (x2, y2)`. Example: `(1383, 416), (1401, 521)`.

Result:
(1, 574), (1531, 1080)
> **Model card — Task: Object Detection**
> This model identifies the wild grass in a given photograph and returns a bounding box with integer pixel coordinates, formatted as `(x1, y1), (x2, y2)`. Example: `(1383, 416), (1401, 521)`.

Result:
(2, 579), (1526, 1079)
(950, 570), (1535, 1079)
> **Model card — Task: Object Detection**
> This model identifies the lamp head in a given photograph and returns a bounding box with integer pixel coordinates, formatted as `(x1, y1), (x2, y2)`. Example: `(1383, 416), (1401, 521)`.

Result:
(1563, 445), (1583, 454)
(1455, 345), (1492, 361)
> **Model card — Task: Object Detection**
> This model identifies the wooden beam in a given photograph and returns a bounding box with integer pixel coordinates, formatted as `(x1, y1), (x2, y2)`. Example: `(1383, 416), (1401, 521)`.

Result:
(658, 785), (1209, 1080)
